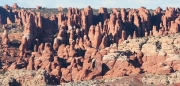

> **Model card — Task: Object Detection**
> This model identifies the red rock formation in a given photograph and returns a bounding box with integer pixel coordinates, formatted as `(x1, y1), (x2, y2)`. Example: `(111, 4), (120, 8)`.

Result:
(58, 7), (63, 11)
(2, 5), (180, 85)
(145, 32), (148, 37)
(88, 25), (95, 42)
(138, 7), (151, 35)
(19, 37), (27, 57)
(108, 13), (116, 35)
(8, 63), (17, 71)
(27, 57), (34, 70)
(36, 12), (42, 30)
(133, 31), (137, 39)
(50, 66), (62, 81)
(3, 4), (9, 10)
(23, 22), (33, 50)
(36, 6), (42, 10)
(1, 26), (9, 45)
(12, 3), (18, 9)
(7, 17), (12, 24)
(133, 12), (141, 37)
(121, 8), (126, 22)
(57, 13), (63, 27)
(92, 25), (102, 48)
(55, 29), (65, 46)
(170, 21), (179, 33)
(99, 36), (108, 49)
(98, 7), (108, 22)
(84, 6), (93, 29)
(53, 38), (59, 51)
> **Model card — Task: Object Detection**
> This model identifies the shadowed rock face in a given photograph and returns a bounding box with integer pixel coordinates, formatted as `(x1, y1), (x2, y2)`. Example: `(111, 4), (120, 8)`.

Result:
(1, 4), (180, 85)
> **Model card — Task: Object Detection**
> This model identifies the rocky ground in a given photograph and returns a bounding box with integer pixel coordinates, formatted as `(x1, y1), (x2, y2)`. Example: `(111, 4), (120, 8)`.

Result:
(61, 71), (180, 86)
(0, 70), (49, 86)
(0, 70), (180, 86)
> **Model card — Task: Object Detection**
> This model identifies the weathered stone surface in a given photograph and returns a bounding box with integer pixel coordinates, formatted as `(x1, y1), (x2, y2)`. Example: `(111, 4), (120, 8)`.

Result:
(0, 70), (49, 86)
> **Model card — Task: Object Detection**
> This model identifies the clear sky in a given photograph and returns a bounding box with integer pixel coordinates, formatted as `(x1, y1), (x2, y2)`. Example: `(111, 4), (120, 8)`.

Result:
(1, 0), (180, 9)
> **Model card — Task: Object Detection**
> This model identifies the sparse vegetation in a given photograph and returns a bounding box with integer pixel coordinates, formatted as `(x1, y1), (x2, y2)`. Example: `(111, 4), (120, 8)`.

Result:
(0, 70), (5, 75)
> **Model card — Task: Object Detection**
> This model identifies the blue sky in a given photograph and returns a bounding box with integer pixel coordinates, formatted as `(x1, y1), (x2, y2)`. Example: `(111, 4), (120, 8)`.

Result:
(1, 0), (180, 9)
